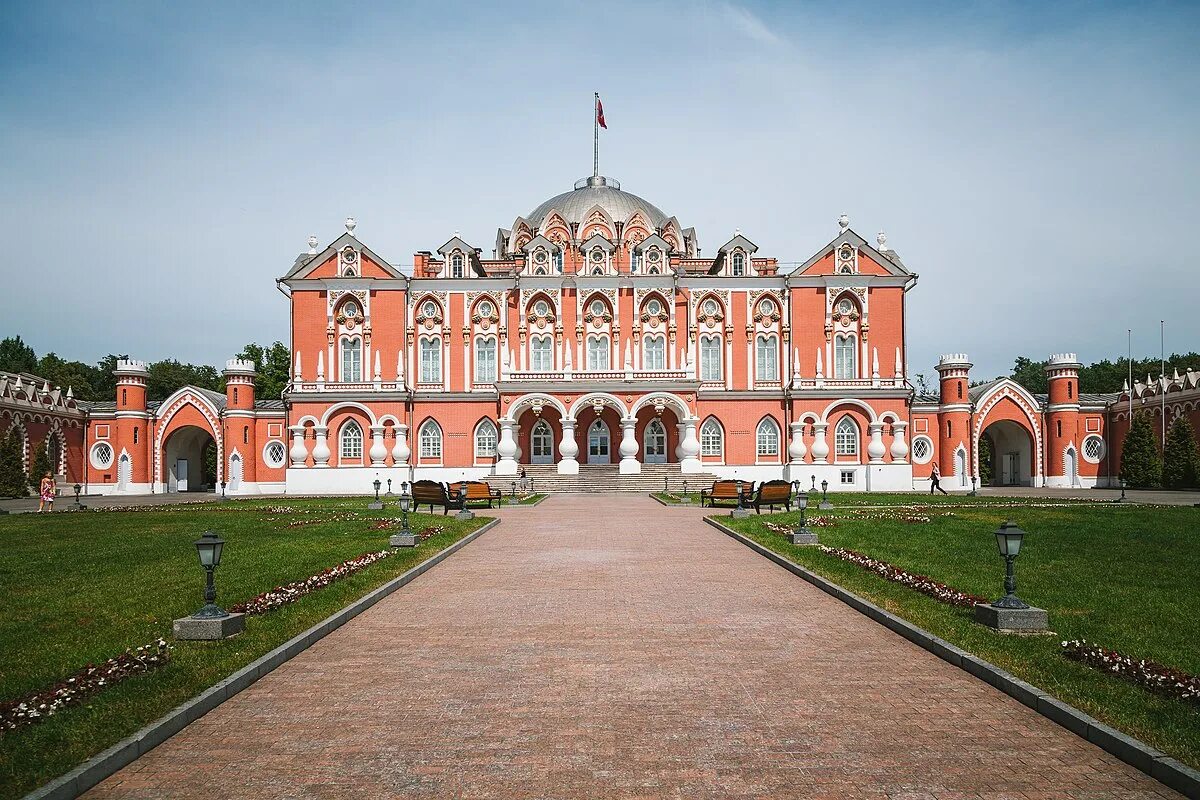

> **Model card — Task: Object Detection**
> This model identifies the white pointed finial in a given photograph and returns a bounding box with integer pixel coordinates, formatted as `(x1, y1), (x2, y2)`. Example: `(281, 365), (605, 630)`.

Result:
(453, 230), (460, 238)
(66, 386), (74, 399)
(838, 213), (850, 231)
(374, 350), (382, 381)
(734, 228), (741, 237)
(876, 230), (888, 251)
(815, 349), (824, 378)
(895, 347), (903, 375)
(307, 235), (318, 255)
(42, 381), (50, 393)
(1123, 378), (1130, 393)
(345, 217), (357, 236)
(294, 352), (302, 379)
(317, 351), (325, 381)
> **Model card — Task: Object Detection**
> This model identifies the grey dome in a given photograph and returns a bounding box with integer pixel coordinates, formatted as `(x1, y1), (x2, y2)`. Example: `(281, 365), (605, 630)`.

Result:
(526, 176), (669, 230)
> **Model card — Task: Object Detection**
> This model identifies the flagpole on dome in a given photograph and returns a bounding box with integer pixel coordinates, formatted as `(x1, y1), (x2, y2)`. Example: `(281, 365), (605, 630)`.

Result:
(593, 92), (600, 178)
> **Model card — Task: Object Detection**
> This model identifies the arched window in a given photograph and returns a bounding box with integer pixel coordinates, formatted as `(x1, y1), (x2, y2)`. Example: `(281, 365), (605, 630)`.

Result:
(475, 337), (497, 383)
(756, 418), (780, 458)
(474, 420), (497, 459)
(450, 252), (464, 278)
(700, 419), (723, 457)
(835, 417), (859, 458)
(631, 249), (642, 272)
(731, 251), (745, 276)
(340, 420), (363, 461)
(835, 334), (857, 380)
(132, 427), (139, 445)
(587, 335), (610, 370)
(419, 420), (442, 460)
(755, 334), (778, 381)
(643, 335), (665, 370)
(243, 425), (249, 444)
(341, 336), (362, 382)
(957, 382), (963, 400)
(552, 250), (563, 271)
(700, 334), (722, 381)
(530, 335), (553, 372)
(419, 338), (441, 384)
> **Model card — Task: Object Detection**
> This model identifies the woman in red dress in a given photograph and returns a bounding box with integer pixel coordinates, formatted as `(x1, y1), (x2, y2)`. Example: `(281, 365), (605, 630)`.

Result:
(38, 472), (56, 513)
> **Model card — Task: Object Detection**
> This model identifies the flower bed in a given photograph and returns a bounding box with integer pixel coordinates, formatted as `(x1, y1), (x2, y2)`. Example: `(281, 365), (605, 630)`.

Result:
(763, 518), (838, 535)
(0, 639), (171, 733)
(230, 549), (394, 615)
(1061, 639), (1200, 704)
(817, 545), (989, 607)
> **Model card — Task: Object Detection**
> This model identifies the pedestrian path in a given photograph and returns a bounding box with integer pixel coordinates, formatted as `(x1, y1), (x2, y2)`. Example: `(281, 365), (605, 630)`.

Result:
(85, 495), (1179, 798)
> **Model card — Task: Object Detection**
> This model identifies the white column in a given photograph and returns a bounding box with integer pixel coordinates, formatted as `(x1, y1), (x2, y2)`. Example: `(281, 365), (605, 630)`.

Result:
(391, 423), (411, 466)
(678, 417), (702, 474)
(558, 418), (579, 474)
(890, 421), (909, 461)
(868, 422), (887, 464)
(618, 417), (640, 474)
(289, 425), (308, 468)
(495, 418), (518, 475)
(312, 426), (331, 467)
(788, 421), (807, 464)
(811, 423), (830, 464)
(369, 425), (387, 466)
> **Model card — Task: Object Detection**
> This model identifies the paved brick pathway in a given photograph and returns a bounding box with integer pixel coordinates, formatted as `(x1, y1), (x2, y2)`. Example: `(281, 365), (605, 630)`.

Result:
(86, 495), (1179, 799)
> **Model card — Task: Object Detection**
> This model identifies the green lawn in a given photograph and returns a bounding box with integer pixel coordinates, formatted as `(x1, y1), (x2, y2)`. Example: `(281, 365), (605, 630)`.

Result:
(721, 499), (1200, 769)
(0, 498), (489, 797)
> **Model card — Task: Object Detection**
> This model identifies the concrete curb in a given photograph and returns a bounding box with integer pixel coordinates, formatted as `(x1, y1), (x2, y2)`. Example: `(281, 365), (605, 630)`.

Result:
(703, 516), (1200, 800)
(25, 517), (501, 800)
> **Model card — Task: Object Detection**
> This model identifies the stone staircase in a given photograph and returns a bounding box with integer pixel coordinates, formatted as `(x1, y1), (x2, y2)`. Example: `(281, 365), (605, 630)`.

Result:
(483, 464), (721, 494)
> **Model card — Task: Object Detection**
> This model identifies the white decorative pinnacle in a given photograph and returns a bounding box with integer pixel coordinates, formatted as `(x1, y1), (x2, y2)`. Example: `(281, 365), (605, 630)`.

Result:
(876, 230), (888, 251)
(66, 386), (74, 399)
(345, 217), (357, 237)
(307, 235), (318, 255)
(838, 213), (850, 232)
(734, 228), (741, 237)
(294, 352), (303, 380)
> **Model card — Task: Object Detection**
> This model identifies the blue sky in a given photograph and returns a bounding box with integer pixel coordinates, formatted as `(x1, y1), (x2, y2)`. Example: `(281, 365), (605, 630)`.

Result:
(1, 1), (1197, 381)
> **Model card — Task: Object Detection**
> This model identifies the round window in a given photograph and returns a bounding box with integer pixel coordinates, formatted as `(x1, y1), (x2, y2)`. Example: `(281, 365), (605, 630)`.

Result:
(343, 301), (359, 318)
(911, 436), (933, 464)
(703, 299), (718, 316)
(1082, 434), (1105, 463)
(341, 247), (356, 264)
(477, 301), (494, 318)
(422, 301), (438, 318)
(839, 245), (854, 260)
(534, 301), (550, 317)
(837, 299), (853, 315)
(647, 248), (661, 262)
(647, 299), (663, 316)
(534, 249), (547, 263)
(590, 249), (604, 263)
(590, 300), (605, 317)
(263, 440), (288, 468)
(90, 442), (114, 469)
(759, 300), (775, 316)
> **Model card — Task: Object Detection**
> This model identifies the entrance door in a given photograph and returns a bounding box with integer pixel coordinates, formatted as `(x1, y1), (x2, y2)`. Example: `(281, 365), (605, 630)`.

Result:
(644, 419), (666, 464)
(176, 458), (189, 492)
(587, 420), (610, 464)
(531, 420), (554, 465)
(955, 449), (967, 487)
(1003, 453), (1019, 486)
(1065, 447), (1078, 487)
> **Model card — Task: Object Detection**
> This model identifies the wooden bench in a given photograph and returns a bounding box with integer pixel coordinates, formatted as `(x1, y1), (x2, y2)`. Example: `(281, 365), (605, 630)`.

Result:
(451, 480), (503, 509)
(700, 480), (751, 508)
(411, 480), (465, 514)
(749, 480), (793, 513)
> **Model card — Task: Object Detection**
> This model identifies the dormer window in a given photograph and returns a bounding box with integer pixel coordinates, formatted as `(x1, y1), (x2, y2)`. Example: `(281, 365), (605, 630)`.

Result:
(340, 246), (358, 276)
(837, 243), (857, 274)
(590, 247), (604, 265)
(731, 252), (745, 276)
(450, 253), (464, 278)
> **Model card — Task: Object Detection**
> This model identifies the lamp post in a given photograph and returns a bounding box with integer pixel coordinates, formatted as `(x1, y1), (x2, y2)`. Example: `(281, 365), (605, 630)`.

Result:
(811, 474), (816, 491)
(386, 478), (393, 496)
(390, 490), (416, 547)
(509, 480), (518, 505)
(72, 483), (86, 511)
(791, 491), (818, 545)
(970, 475), (977, 497)
(1118, 478), (1126, 503)
(732, 478), (750, 519)
(173, 531), (245, 640)
(219, 480), (227, 501)
(664, 475), (669, 495)
(819, 479), (832, 510)
(680, 479), (690, 504)
(974, 521), (1047, 631)
(369, 478), (383, 510)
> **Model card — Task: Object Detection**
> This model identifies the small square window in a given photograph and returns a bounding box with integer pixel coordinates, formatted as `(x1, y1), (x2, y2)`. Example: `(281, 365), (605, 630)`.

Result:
(840, 469), (855, 485)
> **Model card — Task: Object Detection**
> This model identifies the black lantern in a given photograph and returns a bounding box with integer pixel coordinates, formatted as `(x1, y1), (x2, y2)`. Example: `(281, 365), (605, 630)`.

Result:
(402, 480), (409, 495)
(1118, 478), (1126, 502)
(791, 479), (800, 499)
(795, 492), (809, 531)
(664, 475), (670, 494)
(373, 479), (381, 501)
(736, 479), (745, 511)
(970, 476), (977, 497)
(511, 481), (517, 497)
(399, 491), (413, 535)
(73, 484), (81, 503)
(682, 479), (687, 496)
(386, 478), (393, 495)
(192, 531), (228, 619)
(219, 480), (227, 500)
(821, 479), (828, 501)
(811, 474), (816, 491)
(991, 521), (1029, 609)
(530, 477), (535, 494)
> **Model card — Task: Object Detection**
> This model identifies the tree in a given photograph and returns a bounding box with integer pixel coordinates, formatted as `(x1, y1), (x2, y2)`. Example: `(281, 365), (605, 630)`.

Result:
(0, 427), (27, 497)
(978, 434), (994, 485)
(1010, 356), (1048, 395)
(36, 352), (98, 400)
(0, 336), (38, 374)
(1162, 416), (1200, 489)
(1119, 413), (1162, 488)
(27, 440), (52, 492)
(236, 341), (291, 400)
(146, 359), (222, 401)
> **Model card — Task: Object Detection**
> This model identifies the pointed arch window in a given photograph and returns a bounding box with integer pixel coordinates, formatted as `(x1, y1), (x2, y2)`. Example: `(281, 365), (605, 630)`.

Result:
(340, 420), (363, 461)
(419, 338), (441, 384)
(341, 337), (362, 382)
(756, 334), (778, 381)
(643, 335), (666, 370)
(835, 416), (859, 457)
(700, 334), (722, 381)
(530, 335), (554, 372)
(835, 334), (857, 380)
(756, 418), (780, 458)
(475, 337), (497, 383)
(419, 420), (443, 460)
(587, 335), (610, 371)
(700, 419), (723, 457)
(474, 420), (497, 458)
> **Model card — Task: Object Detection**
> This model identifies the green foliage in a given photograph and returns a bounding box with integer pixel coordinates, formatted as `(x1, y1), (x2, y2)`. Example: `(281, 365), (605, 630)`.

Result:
(1162, 415), (1200, 489)
(1009, 352), (1200, 395)
(1120, 413), (1163, 488)
(1009, 356), (1049, 394)
(145, 359), (222, 401)
(0, 427), (28, 497)
(236, 341), (291, 400)
(0, 336), (38, 374)
(28, 441), (53, 492)
(977, 433), (994, 485)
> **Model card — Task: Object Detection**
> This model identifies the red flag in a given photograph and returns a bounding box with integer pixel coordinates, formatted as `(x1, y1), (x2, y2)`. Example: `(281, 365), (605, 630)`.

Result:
(596, 96), (607, 129)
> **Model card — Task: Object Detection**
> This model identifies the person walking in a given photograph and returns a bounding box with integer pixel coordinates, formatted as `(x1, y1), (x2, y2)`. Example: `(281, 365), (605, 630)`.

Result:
(518, 467), (529, 494)
(930, 464), (948, 495)
(38, 472), (56, 513)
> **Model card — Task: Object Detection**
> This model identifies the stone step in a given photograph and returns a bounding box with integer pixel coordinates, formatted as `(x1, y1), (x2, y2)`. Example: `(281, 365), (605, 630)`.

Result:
(481, 466), (722, 493)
